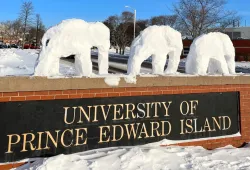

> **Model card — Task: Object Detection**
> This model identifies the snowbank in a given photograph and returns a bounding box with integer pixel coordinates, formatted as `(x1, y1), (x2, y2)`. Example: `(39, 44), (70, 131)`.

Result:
(186, 32), (235, 75)
(127, 25), (183, 75)
(0, 49), (38, 76)
(34, 19), (110, 77)
(17, 143), (250, 170)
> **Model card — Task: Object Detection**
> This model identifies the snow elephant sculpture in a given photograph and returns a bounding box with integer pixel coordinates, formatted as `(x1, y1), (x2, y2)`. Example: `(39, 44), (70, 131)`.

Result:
(185, 32), (235, 75)
(127, 25), (183, 75)
(34, 19), (110, 76)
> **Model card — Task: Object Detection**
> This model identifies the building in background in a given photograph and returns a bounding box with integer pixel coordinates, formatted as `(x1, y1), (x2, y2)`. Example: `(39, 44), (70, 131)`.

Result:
(223, 27), (250, 39)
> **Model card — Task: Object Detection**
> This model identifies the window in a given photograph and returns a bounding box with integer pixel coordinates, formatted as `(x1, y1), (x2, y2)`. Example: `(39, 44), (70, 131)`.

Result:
(232, 32), (241, 39)
(225, 32), (241, 39)
(183, 47), (190, 56)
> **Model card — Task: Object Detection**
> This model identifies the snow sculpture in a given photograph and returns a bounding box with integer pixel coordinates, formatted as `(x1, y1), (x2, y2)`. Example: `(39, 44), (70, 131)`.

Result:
(185, 32), (235, 75)
(127, 25), (183, 75)
(34, 19), (110, 76)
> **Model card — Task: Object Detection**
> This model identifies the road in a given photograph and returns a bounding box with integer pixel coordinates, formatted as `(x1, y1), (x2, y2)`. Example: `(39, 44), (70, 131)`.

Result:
(62, 54), (250, 74)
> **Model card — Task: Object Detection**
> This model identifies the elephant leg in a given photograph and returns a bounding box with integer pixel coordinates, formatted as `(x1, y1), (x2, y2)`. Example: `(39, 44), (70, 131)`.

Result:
(152, 54), (165, 74)
(197, 57), (210, 75)
(217, 57), (230, 74)
(97, 46), (109, 74)
(75, 48), (92, 76)
(187, 56), (209, 75)
(49, 57), (60, 76)
(127, 46), (151, 75)
(34, 51), (60, 76)
(225, 55), (236, 74)
(185, 55), (195, 74)
(165, 49), (181, 74)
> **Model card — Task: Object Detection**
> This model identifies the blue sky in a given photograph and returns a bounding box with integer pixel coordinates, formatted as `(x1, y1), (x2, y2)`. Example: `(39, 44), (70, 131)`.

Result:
(0, 0), (250, 28)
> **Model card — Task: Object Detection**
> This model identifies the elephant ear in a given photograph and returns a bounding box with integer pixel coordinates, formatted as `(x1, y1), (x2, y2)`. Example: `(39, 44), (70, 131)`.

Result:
(164, 26), (183, 50)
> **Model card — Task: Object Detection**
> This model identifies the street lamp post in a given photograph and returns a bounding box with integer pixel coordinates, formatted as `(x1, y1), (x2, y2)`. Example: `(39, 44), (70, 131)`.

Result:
(125, 6), (136, 40)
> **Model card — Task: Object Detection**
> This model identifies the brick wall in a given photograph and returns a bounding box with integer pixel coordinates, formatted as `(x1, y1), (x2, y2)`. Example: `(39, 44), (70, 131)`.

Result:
(1, 84), (250, 169)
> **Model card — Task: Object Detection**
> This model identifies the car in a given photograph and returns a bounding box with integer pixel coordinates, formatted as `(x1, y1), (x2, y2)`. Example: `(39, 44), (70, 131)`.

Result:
(0, 44), (8, 48)
(24, 44), (40, 49)
(10, 44), (18, 48)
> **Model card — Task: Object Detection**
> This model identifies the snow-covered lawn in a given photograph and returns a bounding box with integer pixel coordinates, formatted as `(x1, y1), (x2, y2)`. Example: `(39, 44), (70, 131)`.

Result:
(0, 49), (250, 77)
(16, 144), (250, 170)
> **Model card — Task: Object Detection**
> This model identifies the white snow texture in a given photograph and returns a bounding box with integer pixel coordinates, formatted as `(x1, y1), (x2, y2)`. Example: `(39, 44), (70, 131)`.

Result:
(127, 25), (183, 75)
(34, 19), (110, 76)
(186, 32), (235, 75)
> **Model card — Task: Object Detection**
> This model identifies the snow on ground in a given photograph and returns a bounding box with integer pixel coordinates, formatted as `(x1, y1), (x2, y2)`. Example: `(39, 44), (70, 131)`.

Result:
(15, 143), (250, 170)
(0, 49), (80, 77)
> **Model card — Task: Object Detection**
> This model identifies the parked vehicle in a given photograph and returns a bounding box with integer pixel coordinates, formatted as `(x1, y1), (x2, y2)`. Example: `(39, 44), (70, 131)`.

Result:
(24, 44), (39, 49)
(0, 44), (8, 49)
(10, 44), (18, 48)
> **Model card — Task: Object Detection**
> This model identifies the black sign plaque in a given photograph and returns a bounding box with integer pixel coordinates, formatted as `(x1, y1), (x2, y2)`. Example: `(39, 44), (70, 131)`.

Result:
(0, 92), (239, 162)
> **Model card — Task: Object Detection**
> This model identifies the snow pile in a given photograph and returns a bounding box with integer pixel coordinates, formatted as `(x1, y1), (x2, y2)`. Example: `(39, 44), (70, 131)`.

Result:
(34, 19), (110, 77)
(0, 49), (38, 76)
(127, 25), (183, 75)
(0, 49), (81, 77)
(186, 32), (235, 75)
(17, 144), (250, 170)
(104, 76), (121, 86)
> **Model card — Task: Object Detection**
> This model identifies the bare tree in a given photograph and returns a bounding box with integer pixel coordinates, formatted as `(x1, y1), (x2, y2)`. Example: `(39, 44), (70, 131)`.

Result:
(12, 19), (23, 45)
(104, 15), (120, 53)
(104, 11), (135, 55)
(150, 15), (177, 27)
(19, 1), (34, 48)
(173, 0), (240, 38)
(35, 14), (44, 47)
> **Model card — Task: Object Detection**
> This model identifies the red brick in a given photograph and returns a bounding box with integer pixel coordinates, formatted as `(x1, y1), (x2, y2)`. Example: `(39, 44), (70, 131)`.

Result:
(55, 95), (69, 99)
(40, 95), (55, 100)
(130, 92), (142, 96)
(181, 90), (192, 94)
(34, 91), (49, 95)
(147, 87), (158, 91)
(161, 90), (173, 94)
(89, 89), (103, 93)
(141, 91), (153, 95)
(11, 96), (26, 101)
(107, 92), (120, 97)
(153, 91), (163, 95)
(113, 88), (126, 92)
(3, 92), (18, 97)
(95, 93), (108, 97)
(19, 91), (34, 96)
(49, 90), (62, 95)
(69, 94), (82, 99)
(119, 92), (131, 96)
(158, 87), (170, 90)
(102, 88), (114, 92)
(0, 97), (10, 102)
(0, 162), (26, 170)
(81, 93), (95, 98)
(63, 90), (77, 94)
(26, 96), (41, 101)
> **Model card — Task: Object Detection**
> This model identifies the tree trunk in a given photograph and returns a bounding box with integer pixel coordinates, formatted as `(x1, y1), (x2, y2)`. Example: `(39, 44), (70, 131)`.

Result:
(122, 48), (125, 55)
(36, 26), (39, 47)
